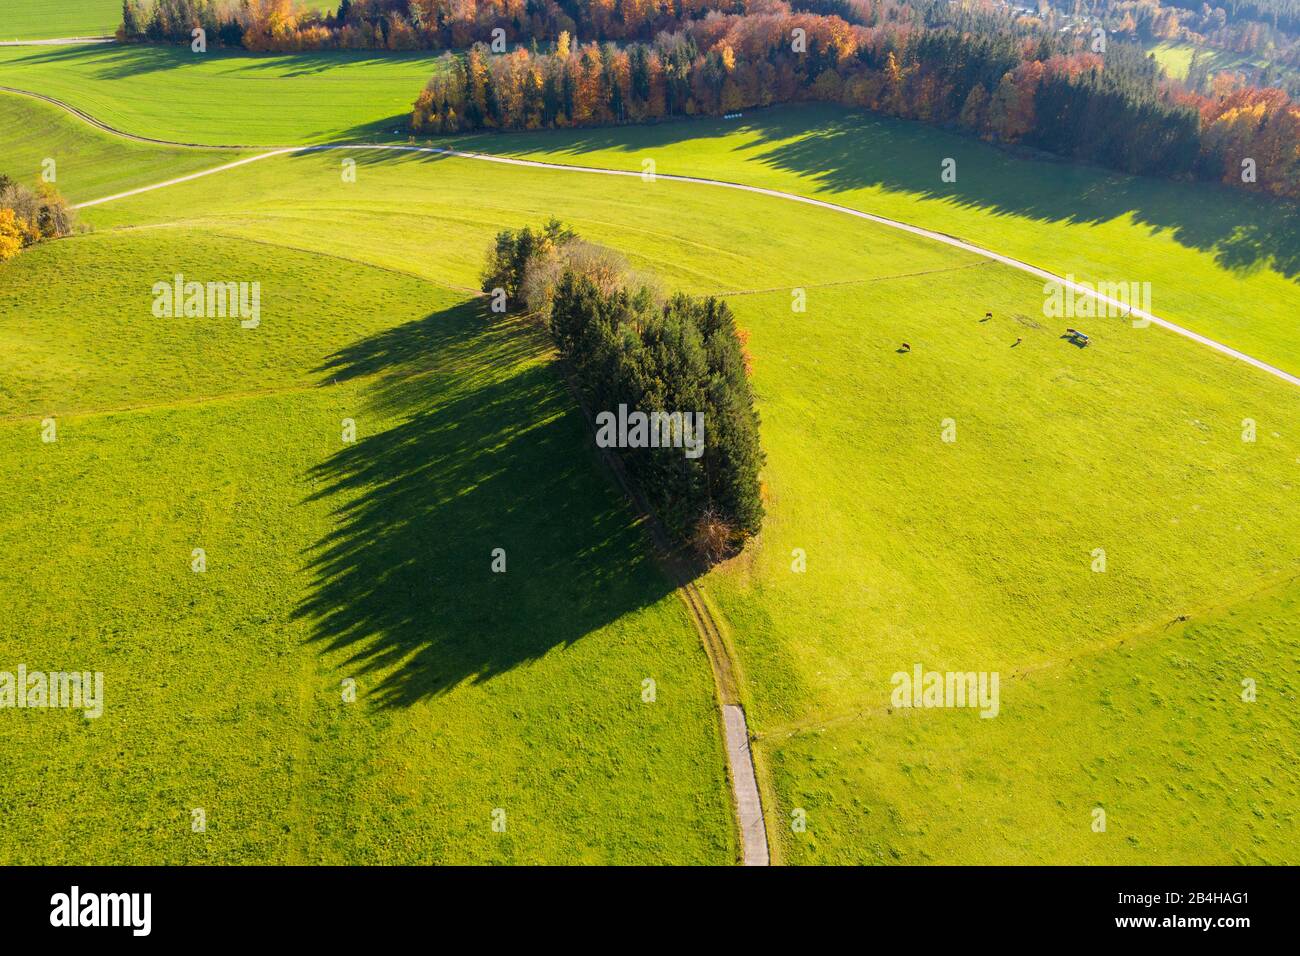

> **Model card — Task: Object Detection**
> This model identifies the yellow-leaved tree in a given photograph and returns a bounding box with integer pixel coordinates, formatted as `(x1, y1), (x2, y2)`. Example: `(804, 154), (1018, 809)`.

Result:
(0, 208), (24, 262)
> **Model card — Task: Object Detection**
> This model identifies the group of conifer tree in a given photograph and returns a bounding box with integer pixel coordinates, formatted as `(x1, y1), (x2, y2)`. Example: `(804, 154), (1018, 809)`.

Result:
(482, 219), (764, 560)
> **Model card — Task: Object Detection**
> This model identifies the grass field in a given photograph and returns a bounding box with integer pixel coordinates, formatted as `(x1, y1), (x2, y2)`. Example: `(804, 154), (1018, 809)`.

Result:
(0, 126), (736, 864)
(3, 64), (1298, 865)
(1147, 39), (1299, 91)
(0, 92), (243, 203)
(2, 43), (1295, 376)
(711, 275), (1300, 863)
(765, 578), (1300, 864)
(0, 44), (442, 144)
(0, 0), (120, 40)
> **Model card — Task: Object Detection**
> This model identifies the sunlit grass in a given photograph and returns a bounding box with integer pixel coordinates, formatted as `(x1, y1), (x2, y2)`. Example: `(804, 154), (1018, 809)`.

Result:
(3, 88), (1297, 864)
(0, 0), (120, 40)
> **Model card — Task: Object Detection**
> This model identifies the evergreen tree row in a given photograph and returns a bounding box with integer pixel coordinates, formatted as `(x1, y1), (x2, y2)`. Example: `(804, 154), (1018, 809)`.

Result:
(483, 220), (764, 559)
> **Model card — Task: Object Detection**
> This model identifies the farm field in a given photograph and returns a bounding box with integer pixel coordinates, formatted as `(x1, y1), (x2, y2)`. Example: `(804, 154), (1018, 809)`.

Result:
(0, 133), (736, 864)
(0, 0), (120, 41)
(2, 43), (1296, 376)
(762, 577), (1300, 864)
(1147, 39), (1300, 91)
(3, 85), (1299, 865)
(0, 91), (243, 203)
(1148, 40), (1260, 81)
(0, 44), (442, 144)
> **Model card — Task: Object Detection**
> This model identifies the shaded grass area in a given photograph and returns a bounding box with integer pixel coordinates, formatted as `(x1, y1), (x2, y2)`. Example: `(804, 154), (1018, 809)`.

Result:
(297, 303), (669, 708)
(763, 577), (1300, 864)
(0, 234), (734, 863)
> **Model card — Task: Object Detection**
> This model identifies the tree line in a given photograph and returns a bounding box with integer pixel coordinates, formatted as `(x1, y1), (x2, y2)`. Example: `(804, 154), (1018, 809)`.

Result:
(116, 0), (1300, 197)
(411, 15), (1300, 198)
(482, 219), (764, 560)
(118, 0), (751, 50)
(116, 0), (1300, 84)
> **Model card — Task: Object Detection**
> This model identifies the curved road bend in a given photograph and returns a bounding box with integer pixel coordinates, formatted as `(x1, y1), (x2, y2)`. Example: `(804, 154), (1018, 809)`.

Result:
(1, 84), (1291, 387)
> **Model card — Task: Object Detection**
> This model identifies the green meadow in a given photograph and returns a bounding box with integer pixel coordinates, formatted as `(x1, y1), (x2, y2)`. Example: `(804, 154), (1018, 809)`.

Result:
(0, 92), (243, 203)
(0, 114), (735, 864)
(1147, 39), (1298, 90)
(0, 43), (442, 144)
(2, 58), (1298, 865)
(2, 42), (1295, 374)
(765, 578), (1300, 864)
(713, 276), (1300, 863)
(0, 0), (120, 41)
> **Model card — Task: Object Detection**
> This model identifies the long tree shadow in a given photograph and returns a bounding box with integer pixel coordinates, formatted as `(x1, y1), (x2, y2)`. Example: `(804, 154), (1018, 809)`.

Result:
(294, 301), (677, 708)
(740, 107), (1300, 280)
(436, 103), (1300, 280)
(0, 43), (441, 81)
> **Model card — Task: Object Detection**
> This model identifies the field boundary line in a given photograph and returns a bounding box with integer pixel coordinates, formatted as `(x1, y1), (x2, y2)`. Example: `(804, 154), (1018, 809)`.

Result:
(710, 260), (993, 297)
(199, 230), (486, 296)
(51, 221), (484, 295)
(0, 85), (257, 148)
(21, 82), (1289, 388)
(755, 567), (1300, 743)
(0, 372), (381, 424)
